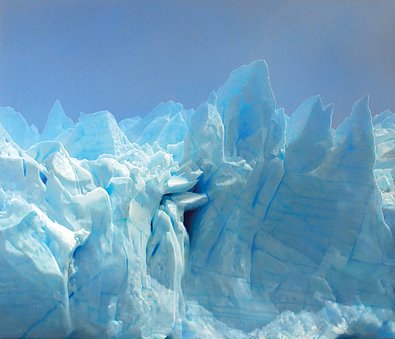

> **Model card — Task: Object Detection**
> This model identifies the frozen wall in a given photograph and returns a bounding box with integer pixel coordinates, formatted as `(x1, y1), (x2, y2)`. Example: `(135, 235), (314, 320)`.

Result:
(0, 60), (394, 338)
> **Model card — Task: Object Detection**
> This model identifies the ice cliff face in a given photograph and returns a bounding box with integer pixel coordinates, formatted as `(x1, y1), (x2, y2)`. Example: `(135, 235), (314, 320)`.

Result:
(0, 60), (394, 338)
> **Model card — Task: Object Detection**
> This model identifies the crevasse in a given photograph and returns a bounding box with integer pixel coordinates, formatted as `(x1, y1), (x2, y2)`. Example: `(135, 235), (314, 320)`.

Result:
(0, 60), (394, 338)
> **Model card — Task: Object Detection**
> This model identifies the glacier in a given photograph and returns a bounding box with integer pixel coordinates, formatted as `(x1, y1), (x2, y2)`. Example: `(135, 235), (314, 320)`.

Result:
(0, 60), (394, 338)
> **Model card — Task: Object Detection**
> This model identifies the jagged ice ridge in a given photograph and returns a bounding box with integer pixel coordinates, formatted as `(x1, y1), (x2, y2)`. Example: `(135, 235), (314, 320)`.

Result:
(0, 60), (394, 338)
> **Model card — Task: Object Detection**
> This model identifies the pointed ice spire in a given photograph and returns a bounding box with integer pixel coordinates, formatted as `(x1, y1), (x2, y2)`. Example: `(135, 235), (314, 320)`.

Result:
(335, 96), (375, 170)
(285, 95), (333, 173)
(0, 106), (39, 149)
(286, 95), (332, 145)
(216, 60), (276, 162)
(314, 96), (376, 181)
(184, 99), (224, 182)
(41, 100), (74, 141)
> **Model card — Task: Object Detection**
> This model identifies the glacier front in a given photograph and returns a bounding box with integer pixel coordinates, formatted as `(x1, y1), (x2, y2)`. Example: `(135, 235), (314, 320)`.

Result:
(0, 60), (394, 339)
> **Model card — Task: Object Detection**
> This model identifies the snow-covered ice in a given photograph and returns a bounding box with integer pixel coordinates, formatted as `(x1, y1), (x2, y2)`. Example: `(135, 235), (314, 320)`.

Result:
(0, 60), (394, 338)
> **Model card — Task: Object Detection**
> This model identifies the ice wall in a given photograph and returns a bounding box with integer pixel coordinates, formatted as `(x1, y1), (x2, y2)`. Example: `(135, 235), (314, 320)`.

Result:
(0, 60), (394, 338)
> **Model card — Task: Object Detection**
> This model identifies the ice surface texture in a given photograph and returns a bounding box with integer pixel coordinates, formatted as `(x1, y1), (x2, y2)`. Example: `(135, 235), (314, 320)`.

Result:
(0, 60), (394, 338)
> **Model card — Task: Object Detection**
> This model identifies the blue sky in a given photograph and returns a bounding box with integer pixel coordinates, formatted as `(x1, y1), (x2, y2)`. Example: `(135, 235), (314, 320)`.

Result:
(0, 1), (394, 129)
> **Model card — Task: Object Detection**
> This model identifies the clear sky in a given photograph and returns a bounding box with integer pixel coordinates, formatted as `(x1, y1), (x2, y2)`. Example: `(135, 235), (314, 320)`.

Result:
(0, 1), (394, 130)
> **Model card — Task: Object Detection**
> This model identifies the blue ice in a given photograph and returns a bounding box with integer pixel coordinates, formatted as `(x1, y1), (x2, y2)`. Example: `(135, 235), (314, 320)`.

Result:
(0, 60), (394, 338)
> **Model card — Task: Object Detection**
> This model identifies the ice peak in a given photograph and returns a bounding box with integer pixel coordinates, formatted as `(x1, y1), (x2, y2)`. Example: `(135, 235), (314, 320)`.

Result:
(41, 100), (74, 141)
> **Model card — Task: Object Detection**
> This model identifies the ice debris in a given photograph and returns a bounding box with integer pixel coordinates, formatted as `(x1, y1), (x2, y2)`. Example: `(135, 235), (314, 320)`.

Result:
(0, 60), (394, 338)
